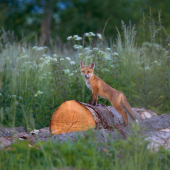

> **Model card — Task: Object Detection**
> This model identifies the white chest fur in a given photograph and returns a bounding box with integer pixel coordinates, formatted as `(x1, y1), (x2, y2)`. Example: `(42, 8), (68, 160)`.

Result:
(84, 78), (92, 90)
(86, 80), (92, 90)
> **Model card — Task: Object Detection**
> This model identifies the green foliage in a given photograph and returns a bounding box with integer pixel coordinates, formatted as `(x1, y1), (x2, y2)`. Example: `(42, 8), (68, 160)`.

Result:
(0, 19), (170, 128)
(0, 130), (170, 170)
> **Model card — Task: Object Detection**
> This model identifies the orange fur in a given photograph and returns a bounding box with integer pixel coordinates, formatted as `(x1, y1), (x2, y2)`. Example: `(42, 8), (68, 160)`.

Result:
(80, 61), (137, 125)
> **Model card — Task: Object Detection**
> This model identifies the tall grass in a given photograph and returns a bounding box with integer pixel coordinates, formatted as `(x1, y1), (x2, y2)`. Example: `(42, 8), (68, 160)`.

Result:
(0, 17), (170, 129)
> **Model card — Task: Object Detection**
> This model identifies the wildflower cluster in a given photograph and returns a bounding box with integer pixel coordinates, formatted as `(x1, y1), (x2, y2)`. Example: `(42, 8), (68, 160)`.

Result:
(32, 46), (48, 52)
(63, 68), (77, 77)
(84, 32), (102, 40)
(67, 35), (82, 41)
(34, 90), (43, 97)
(67, 32), (118, 63)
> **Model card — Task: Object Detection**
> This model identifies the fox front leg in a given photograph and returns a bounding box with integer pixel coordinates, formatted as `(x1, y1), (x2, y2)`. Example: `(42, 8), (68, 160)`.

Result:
(91, 90), (98, 106)
(90, 95), (97, 105)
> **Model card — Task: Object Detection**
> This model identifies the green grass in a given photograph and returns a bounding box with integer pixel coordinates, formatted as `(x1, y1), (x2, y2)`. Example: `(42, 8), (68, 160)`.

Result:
(0, 130), (170, 170)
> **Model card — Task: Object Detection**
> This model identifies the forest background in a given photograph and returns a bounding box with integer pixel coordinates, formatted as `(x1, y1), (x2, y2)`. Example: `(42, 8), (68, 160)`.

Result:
(1, 0), (170, 45)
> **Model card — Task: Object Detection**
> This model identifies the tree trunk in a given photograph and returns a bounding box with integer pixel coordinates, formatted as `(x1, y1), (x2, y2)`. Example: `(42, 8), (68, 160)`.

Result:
(49, 100), (170, 138)
(40, 0), (53, 46)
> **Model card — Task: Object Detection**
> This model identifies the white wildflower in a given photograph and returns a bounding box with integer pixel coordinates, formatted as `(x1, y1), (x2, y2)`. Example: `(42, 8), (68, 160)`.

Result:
(42, 54), (46, 57)
(97, 33), (102, 39)
(0, 93), (1, 96)
(32, 46), (38, 50)
(23, 61), (32, 67)
(60, 58), (64, 61)
(145, 66), (150, 70)
(10, 95), (16, 98)
(98, 50), (105, 56)
(22, 47), (25, 53)
(73, 35), (78, 39)
(18, 96), (23, 99)
(105, 55), (111, 60)
(45, 56), (52, 60)
(113, 52), (118, 56)
(89, 32), (95, 36)
(32, 46), (47, 51)
(67, 36), (72, 40)
(73, 45), (78, 49)
(78, 53), (83, 57)
(35, 90), (43, 97)
(21, 55), (28, 59)
(78, 45), (83, 49)
(43, 61), (49, 65)
(93, 48), (99, 51)
(66, 57), (71, 61)
(43, 46), (48, 49)
(73, 70), (77, 73)
(106, 48), (111, 51)
(53, 54), (57, 57)
(68, 73), (74, 76)
(84, 33), (89, 36)
(52, 58), (57, 62)
(40, 57), (44, 61)
(73, 45), (83, 50)
(154, 61), (161, 65)
(63, 69), (70, 74)
(84, 47), (90, 50)
(75, 37), (82, 41)
(38, 47), (44, 51)
(70, 61), (75, 65)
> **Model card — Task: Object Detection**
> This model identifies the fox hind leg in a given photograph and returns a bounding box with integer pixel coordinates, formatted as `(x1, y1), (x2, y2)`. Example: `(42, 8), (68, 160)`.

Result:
(112, 104), (128, 126)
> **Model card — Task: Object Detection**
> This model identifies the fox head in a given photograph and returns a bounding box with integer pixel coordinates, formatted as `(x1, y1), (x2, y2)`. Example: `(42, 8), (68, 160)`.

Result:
(80, 61), (95, 78)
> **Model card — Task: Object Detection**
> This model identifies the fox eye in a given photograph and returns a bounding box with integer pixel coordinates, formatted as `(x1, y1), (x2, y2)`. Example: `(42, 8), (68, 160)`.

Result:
(82, 71), (84, 73)
(87, 71), (90, 73)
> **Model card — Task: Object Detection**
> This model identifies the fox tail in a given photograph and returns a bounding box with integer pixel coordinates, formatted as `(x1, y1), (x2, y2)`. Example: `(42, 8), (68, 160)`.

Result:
(121, 97), (138, 122)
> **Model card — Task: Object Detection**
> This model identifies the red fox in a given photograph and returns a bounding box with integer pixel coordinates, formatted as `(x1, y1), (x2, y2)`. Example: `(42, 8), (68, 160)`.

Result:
(80, 61), (138, 125)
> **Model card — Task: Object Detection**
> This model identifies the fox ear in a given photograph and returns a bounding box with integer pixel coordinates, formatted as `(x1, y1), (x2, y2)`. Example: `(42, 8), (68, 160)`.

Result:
(89, 62), (95, 69)
(80, 60), (85, 68)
